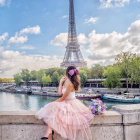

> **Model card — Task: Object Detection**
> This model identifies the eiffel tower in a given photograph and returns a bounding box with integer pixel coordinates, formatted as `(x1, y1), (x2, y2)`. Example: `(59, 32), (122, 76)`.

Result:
(60, 0), (87, 68)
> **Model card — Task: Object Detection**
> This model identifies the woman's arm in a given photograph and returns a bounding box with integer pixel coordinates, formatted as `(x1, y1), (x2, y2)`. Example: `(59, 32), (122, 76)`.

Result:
(55, 84), (73, 102)
(58, 77), (66, 95)
(58, 83), (63, 95)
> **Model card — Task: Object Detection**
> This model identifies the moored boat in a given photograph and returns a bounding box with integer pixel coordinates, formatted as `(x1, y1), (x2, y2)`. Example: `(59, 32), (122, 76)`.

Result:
(46, 92), (62, 97)
(102, 94), (140, 103)
(75, 93), (101, 99)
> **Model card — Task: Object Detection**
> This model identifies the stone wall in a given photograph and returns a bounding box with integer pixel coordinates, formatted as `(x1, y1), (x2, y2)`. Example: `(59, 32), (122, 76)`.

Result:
(0, 104), (140, 140)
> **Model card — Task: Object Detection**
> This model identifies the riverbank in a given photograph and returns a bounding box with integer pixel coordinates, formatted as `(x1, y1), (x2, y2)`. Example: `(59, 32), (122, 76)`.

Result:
(0, 104), (140, 140)
(0, 83), (140, 95)
(0, 85), (101, 98)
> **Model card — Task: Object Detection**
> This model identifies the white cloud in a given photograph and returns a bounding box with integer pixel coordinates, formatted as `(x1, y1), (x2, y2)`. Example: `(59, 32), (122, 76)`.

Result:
(1, 50), (20, 59)
(0, 0), (5, 6)
(8, 25), (41, 44)
(8, 33), (28, 44)
(99, 0), (130, 8)
(0, 50), (62, 78)
(0, 46), (4, 52)
(77, 33), (89, 45)
(84, 17), (98, 24)
(20, 45), (35, 50)
(127, 20), (140, 35)
(51, 33), (68, 47)
(0, 0), (11, 7)
(0, 32), (8, 43)
(62, 15), (68, 19)
(51, 33), (89, 47)
(20, 25), (41, 35)
(86, 20), (140, 66)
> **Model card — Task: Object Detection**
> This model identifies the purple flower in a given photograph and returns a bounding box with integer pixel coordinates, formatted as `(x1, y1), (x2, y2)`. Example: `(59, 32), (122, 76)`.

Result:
(89, 98), (107, 115)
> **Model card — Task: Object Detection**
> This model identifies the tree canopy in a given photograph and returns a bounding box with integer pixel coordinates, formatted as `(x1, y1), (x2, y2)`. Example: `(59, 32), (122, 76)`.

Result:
(12, 52), (140, 89)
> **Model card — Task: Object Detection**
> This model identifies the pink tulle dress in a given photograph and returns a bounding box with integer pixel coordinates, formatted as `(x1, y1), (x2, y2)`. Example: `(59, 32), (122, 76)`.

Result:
(35, 87), (94, 140)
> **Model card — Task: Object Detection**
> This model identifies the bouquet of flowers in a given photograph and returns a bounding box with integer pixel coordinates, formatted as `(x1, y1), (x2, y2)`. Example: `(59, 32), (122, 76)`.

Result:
(89, 98), (107, 115)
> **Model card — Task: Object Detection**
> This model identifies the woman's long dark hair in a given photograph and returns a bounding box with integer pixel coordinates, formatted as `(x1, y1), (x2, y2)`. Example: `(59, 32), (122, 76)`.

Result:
(66, 66), (81, 91)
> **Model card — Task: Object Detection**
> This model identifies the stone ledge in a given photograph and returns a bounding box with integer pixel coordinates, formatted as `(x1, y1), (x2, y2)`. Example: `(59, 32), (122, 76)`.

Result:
(0, 111), (43, 125)
(112, 104), (140, 113)
(1, 104), (140, 140)
(112, 104), (140, 125)
(0, 110), (123, 140)
(91, 111), (122, 125)
(0, 110), (122, 126)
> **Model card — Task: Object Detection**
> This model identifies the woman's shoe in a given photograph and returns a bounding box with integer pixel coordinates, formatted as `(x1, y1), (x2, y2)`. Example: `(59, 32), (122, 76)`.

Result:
(40, 137), (48, 139)
(52, 130), (54, 140)
(40, 130), (54, 140)
(52, 130), (54, 135)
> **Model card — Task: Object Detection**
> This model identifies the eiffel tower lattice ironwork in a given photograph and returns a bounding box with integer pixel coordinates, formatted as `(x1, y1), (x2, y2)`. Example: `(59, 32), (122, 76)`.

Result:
(60, 0), (87, 68)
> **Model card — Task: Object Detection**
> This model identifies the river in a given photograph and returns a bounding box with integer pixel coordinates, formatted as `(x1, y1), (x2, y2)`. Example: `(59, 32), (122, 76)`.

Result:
(0, 91), (131, 111)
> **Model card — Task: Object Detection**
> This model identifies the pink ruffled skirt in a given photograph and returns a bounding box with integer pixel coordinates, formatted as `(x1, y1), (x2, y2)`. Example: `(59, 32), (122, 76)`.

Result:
(35, 98), (94, 140)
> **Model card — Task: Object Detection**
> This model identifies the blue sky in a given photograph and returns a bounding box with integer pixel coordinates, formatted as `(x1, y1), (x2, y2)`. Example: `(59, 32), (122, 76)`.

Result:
(0, 0), (140, 78)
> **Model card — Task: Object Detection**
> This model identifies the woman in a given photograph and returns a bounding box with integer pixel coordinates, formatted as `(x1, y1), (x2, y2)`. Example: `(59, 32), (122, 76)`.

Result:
(35, 66), (94, 140)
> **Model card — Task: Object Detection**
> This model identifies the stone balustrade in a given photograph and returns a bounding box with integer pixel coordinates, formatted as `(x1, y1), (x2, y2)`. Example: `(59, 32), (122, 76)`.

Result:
(0, 104), (140, 140)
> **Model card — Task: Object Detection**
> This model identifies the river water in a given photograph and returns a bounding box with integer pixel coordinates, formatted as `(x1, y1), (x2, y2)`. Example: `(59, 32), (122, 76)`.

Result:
(0, 92), (131, 111)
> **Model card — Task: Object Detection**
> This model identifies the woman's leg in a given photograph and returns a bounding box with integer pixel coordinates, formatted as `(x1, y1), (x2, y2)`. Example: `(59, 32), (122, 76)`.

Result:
(44, 125), (53, 139)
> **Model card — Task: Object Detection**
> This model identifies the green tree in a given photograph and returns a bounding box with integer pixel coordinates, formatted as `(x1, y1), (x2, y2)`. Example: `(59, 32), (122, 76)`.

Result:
(37, 69), (46, 89)
(79, 70), (87, 87)
(30, 70), (38, 80)
(57, 68), (65, 76)
(21, 69), (31, 86)
(42, 75), (48, 87)
(102, 66), (122, 89)
(90, 64), (104, 79)
(128, 56), (140, 90)
(45, 68), (58, 77)
(115, 51), (136, 91)
(42, 75), (52, 87)
(14, 74), (22, 87)
(51, 71), (59, 86)
(80, 67), (91, 78)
